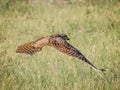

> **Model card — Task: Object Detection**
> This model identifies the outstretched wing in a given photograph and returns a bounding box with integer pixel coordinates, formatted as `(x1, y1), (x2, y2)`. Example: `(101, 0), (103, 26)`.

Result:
(49, 37), (105, 72)
(16, 36), (50, 55)
(16, 34), (105, 72)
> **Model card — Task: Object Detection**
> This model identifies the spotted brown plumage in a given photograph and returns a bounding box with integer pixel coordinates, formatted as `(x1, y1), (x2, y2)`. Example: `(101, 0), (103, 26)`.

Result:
(16, 34), (105, 72)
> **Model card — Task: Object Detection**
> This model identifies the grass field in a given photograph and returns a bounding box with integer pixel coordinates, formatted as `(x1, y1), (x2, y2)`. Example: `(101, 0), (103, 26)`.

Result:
(0, 0), (120, 90)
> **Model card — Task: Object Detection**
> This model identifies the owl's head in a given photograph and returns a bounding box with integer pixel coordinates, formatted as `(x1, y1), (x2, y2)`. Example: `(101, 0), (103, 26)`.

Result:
(51, 34), (70, 40)
(59, 34), (70, 40)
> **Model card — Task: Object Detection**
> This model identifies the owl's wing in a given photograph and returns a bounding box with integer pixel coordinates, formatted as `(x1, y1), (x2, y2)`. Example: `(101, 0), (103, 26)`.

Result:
(16, 36), (50, 55)
(50, 37), (105, 72)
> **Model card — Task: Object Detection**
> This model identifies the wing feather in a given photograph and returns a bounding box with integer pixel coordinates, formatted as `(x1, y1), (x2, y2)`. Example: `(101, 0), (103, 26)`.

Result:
(16, 36), (50, 55)
(49, 37), (105, 72)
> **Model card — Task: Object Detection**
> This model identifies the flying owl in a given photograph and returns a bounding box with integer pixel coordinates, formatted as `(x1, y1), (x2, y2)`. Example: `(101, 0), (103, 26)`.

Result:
(16, 34), (105, 72)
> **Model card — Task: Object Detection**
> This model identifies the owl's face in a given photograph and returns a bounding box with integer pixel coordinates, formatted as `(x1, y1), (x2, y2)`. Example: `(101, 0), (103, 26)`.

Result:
(51, 34), (70, 40)
(59, 34), (70, 40)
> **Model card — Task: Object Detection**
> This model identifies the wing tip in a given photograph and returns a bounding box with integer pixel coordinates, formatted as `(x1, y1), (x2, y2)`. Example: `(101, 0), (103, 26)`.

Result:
(16, 44), (36, 55)
(90, 67), (106, 72)
(99, 68), (106, 72)
(16, 48), (35, 56)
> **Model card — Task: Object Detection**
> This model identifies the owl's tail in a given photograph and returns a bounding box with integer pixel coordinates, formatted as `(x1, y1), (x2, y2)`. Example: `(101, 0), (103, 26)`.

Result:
(16, 42), (41, 55)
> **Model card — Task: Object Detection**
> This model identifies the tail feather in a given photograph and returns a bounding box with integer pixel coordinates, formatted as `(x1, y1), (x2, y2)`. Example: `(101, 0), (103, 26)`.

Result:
(16, 42), (41, 55)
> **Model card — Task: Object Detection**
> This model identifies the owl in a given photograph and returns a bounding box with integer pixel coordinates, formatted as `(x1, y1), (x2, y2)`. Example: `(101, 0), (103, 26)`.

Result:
(16, 34), (105, 72)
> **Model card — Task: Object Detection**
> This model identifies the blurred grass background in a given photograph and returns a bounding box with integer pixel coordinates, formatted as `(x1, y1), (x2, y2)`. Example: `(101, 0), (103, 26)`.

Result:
(0, 0), (120, 90)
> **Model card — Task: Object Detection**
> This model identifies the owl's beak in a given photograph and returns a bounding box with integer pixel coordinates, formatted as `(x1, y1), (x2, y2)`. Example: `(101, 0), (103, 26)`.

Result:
(67, 38), (70, 40)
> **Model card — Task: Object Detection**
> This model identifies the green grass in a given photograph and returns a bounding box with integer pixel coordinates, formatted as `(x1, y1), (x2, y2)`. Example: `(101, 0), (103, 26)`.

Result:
(0, 0), (120, 90)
